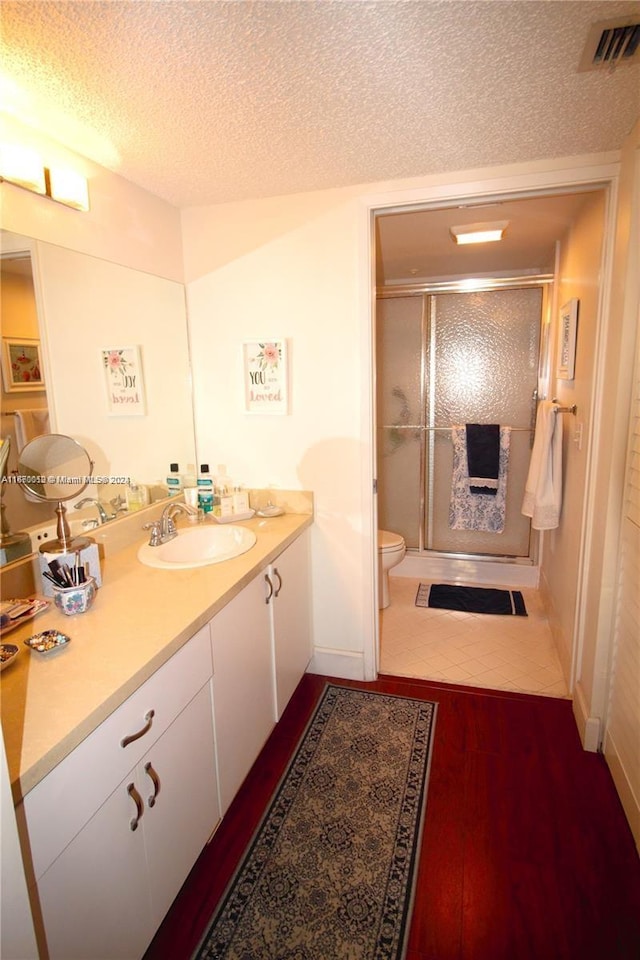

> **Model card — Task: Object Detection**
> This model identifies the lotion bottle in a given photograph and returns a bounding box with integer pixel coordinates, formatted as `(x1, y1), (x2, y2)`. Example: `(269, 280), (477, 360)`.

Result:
(232, 484), (250, 515)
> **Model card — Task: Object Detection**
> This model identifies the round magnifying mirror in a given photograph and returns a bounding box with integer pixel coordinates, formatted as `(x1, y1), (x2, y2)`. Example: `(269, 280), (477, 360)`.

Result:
(18, 434), (94, 553)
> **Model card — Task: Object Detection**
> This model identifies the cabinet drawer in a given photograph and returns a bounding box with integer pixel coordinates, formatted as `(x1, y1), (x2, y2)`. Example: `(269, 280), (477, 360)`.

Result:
(22, 624), (213, 881)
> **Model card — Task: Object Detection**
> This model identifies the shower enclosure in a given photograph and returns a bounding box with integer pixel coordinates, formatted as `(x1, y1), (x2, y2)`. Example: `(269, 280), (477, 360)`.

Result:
(376, 281), (549, 564)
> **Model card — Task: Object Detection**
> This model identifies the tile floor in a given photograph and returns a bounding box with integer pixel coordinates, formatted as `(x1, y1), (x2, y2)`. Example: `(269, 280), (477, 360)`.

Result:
(379, 576), (570, 698)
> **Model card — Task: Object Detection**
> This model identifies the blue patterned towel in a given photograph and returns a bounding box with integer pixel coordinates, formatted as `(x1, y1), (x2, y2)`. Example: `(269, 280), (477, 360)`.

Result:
(449, 426), (511, 533)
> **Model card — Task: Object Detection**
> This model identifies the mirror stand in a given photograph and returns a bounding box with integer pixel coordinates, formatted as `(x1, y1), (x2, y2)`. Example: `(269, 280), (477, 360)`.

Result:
(50, 500), (93, 555)
(17, 433), (96, 556)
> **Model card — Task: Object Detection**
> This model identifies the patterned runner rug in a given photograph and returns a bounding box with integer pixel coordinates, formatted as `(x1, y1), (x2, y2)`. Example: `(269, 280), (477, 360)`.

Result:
(192, 683), (437, 960)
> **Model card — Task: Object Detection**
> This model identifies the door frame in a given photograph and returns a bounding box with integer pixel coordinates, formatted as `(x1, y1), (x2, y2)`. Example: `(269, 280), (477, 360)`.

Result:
(358, 158), (620, 687)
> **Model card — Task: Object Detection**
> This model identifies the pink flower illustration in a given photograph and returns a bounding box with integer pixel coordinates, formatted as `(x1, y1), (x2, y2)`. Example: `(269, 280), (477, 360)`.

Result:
(105, 351), (126, 371)
(255, 342), (281, 369)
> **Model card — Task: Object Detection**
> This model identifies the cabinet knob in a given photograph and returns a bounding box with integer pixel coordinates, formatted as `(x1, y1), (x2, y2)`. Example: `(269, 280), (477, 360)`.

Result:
(127, 782), (144, 831)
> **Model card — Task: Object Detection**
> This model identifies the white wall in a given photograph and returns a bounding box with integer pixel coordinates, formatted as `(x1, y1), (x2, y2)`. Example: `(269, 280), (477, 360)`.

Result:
(540, 192), (606, 683)
(184, 191), (371, 671)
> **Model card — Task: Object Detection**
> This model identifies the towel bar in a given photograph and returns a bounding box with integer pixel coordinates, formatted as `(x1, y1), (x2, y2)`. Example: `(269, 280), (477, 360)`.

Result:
(551, 400), (577, 415)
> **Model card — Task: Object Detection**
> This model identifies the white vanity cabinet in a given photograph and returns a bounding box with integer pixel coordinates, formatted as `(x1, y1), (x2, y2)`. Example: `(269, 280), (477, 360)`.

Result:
(265, 530), (312, 720)
(210, 530), (312, 813)
(21, 626), (219, 960)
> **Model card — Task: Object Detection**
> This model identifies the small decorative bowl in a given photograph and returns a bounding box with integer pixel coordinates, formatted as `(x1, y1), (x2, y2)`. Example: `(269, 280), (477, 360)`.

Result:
(52, 577), (97, 616)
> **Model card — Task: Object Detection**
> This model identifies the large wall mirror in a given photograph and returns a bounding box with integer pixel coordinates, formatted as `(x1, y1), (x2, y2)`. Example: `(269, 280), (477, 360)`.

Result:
(0, 230), (197, 561)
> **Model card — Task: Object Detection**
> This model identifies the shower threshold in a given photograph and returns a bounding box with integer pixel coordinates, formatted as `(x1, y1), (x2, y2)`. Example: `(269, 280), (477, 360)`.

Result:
(394, 549), (539, 589)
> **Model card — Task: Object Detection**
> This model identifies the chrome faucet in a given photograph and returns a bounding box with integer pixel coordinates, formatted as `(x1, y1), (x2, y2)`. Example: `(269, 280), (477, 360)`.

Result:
(75, 497), (115, 524)
(143, 501), (198, 546)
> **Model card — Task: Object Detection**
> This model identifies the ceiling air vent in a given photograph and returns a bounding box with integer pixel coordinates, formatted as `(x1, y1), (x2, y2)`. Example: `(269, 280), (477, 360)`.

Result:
(578, 18), (640, 71)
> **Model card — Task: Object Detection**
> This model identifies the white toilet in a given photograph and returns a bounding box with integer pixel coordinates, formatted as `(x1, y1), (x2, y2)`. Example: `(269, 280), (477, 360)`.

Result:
(378, 530), (406, 609)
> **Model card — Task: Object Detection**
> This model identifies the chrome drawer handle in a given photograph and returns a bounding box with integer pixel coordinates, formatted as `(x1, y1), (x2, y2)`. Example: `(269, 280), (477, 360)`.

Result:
(121, 709), (155, 748)
(127, 782), (144, 831)
(145, 762), (160, 808)
(273, 568), (282, 598)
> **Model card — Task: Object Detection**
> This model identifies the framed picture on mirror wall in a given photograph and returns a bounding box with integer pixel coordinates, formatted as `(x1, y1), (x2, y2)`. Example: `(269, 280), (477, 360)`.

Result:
(557, 299), (579, 380)
(101, 345), (147, 416)
(1, 338), (45, 392)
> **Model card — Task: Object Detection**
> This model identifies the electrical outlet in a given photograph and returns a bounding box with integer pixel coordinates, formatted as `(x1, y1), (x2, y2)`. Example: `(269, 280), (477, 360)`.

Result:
(573, 422), (583, 450)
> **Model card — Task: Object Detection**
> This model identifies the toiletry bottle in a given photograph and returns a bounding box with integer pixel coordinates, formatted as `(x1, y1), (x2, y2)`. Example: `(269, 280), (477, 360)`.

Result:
(183, 463), (197, 491)
(126, 480), (149, 512)
(215, 466), (233, 518)
(197, 464), (214, 514)
(232, 483), (250, 515)
(167, 463), (183, 496)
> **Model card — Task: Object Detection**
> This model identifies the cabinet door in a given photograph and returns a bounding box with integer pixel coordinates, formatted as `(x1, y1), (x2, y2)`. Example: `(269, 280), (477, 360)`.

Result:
(142, 682), (219, 929)
(270, 531), (312, 719)
(210, 571), (275, 813)
(36, 772), (153, 960)
(35, 683), (219, 960)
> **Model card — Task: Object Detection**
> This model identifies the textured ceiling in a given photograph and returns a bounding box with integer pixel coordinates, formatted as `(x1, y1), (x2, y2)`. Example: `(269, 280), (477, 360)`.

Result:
(1, 1), (639, 208)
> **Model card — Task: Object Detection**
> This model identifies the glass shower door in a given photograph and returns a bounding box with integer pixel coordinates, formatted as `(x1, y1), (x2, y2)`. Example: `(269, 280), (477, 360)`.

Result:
(376, 286), (542, 560)
(427, 287), (541, 557)
(376, 296), (424, 549)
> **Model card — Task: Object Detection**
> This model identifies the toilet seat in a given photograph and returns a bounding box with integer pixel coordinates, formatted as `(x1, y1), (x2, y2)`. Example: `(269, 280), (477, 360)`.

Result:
(379, 530), (405, 553)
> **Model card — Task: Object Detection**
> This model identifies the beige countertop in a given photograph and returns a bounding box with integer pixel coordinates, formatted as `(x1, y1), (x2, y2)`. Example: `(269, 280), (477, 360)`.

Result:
(1, 509), (313, 802)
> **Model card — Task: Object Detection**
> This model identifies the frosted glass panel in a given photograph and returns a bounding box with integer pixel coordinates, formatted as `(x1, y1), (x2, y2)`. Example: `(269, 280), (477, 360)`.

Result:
(429, 289), (541, 556)
(376, 297), (422, 548)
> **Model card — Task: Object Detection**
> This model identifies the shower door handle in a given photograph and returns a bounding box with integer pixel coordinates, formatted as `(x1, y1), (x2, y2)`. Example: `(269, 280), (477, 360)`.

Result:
(529, 389), (538, 448)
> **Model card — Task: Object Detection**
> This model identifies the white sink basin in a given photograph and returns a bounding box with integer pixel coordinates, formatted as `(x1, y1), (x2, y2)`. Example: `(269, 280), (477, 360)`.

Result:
(138, 524), (257, 569)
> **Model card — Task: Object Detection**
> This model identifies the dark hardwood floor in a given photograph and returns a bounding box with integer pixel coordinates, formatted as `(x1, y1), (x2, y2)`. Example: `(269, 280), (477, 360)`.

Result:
(144, 673), (640, 960)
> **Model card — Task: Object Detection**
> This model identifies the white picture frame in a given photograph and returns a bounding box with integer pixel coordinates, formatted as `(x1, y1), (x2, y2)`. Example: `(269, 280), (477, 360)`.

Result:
(243, 339), (288, 414)
(557, 299), (578, 380)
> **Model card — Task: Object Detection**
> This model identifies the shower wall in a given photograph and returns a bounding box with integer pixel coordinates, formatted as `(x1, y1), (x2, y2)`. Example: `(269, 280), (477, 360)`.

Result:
(377, 286), (543, 560)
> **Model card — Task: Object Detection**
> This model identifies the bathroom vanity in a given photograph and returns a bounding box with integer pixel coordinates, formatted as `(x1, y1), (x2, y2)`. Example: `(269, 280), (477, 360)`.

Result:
(1, 506), (313, 960)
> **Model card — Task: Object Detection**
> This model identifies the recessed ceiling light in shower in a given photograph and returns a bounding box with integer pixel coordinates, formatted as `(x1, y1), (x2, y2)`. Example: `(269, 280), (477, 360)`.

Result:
(449, 221), (510, 245)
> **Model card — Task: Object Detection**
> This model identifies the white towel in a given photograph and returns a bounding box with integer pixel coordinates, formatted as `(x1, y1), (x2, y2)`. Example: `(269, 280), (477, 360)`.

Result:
(13, 408), (50, 502)
(521, 401), (563, 530)
(14, 408), (50, 451)
(449, 426), (511, 533)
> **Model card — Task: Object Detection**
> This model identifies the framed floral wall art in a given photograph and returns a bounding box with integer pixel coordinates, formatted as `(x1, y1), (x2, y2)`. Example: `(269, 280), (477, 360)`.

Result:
(102, 346), (147, 415)
(1, 338), (45, 392)
(243, 339), (289, 414)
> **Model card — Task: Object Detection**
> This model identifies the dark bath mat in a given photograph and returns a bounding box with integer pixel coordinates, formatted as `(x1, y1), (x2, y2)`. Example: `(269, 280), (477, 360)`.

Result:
(416, 583), (527, 616)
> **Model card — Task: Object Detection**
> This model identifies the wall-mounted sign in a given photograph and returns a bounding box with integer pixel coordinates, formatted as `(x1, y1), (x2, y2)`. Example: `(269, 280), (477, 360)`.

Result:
(557, 299), (579, 381)
(101, 346), (146, 416)
(243, 339), (288, 414)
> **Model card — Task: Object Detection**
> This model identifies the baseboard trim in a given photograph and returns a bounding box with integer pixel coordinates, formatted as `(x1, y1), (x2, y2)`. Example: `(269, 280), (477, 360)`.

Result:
(307, 647), (365, 681)
(603, 728), (640, 854)
(572, 681), (601, 752)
